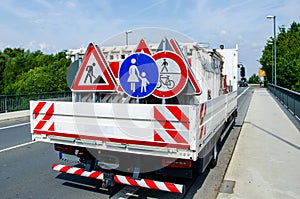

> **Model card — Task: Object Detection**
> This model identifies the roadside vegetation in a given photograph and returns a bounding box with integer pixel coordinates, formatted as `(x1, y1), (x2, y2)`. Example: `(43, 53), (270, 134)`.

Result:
(0, 49), (70, 94)
(260, 22), (300, 92)
(248, 74), (260, 84)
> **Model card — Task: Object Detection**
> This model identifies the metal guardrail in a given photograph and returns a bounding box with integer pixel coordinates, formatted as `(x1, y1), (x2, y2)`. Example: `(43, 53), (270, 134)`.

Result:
(268, 84), (300, 119)
(0, 91), (72, 113)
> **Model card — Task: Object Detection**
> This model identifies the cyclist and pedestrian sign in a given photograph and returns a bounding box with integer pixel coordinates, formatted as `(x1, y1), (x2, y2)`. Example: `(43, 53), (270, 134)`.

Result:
(152, 51), (188, 99)
(119, 53), (159, 99)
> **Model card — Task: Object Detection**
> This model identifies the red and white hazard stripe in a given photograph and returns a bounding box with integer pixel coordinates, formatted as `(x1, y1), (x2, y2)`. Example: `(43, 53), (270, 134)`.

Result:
(33, 102), (55, 131)
(199, 103), (207, 139)
(199, 125), (207, 139)
(52, 164), (104, 180)
(200, 103), (206, 123)
(154, 106), (189, 144)
(114, 175), (184, 194)
(52, 163), (184, 193)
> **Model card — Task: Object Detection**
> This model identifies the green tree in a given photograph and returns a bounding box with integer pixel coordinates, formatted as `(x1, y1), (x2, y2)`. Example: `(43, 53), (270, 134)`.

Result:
(248, 74), (260, 84)
(260, 22), (300, 92)
(0, 48), (70, 94)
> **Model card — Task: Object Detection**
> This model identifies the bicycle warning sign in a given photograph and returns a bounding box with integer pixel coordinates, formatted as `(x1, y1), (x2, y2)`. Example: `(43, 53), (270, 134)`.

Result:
(119, 53), (159, 99)
(152, 51), (188, 99)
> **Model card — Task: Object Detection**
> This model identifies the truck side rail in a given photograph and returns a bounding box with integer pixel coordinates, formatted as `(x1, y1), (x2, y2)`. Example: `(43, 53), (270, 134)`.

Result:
(30, 91), (237, 161)
(30, 101), (197, 159)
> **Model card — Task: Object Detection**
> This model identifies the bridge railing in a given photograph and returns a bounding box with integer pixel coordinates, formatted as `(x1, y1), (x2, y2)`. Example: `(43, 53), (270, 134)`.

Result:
(0, 91), (72, 113)
(268, 84), (300, 119)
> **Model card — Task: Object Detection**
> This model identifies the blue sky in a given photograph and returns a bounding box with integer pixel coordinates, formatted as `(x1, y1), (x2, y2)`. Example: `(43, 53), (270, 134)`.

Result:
(0, 0), (299, 78)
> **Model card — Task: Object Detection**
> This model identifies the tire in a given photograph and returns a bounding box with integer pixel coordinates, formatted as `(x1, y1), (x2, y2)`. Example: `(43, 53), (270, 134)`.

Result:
(194, 158), (205, 176)
(210, 143), (218, 168)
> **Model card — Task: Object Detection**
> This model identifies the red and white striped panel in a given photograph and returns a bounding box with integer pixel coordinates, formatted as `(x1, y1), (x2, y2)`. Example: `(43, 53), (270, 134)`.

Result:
(52, 163), (184, 193)
(33, 102), (55, 131)
(114, 175), (184, 194)
(200, 103), (206, 121)
(154, 106), (189, 144)
(199, 103), (207, 139)
(199, 125), (207, 139)
(52, 164), (104, 180)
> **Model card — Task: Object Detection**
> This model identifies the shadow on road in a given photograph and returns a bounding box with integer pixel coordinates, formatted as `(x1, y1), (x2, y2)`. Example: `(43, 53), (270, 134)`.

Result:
(244, 121), (300, 151)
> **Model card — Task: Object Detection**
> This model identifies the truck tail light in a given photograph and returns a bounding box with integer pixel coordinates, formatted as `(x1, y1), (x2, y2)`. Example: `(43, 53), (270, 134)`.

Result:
(54, 144), (74, 154)
(162, 158), (192, 169)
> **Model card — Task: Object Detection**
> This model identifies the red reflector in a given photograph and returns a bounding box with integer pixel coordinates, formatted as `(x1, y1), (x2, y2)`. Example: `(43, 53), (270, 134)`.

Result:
(54, 144), (74, 154)
(162, 158), (192, 169)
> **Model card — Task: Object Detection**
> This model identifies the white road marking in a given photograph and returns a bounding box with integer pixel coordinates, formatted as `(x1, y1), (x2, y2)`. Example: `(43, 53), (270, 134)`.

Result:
(238, 87), (250, 99)
(0, 122), (30, 131)
(0, 141), (35, 153)
(0, 89), (249, 197)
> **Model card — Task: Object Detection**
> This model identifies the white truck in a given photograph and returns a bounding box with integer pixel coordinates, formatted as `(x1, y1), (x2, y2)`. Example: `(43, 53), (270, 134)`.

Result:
(30, 30), (238, 194)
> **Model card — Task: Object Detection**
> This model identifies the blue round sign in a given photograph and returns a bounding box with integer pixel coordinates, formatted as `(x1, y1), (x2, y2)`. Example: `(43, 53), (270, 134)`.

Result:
(119, 53), (159, 99)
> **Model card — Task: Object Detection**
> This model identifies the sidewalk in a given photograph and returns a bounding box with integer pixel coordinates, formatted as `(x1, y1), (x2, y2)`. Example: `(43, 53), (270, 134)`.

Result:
(217, 87), (300, 199)
(0, 110), (29, 122)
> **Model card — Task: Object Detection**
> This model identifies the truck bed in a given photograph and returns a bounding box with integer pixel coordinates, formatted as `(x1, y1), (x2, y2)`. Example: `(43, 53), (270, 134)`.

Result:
(30, 91), (237, 161)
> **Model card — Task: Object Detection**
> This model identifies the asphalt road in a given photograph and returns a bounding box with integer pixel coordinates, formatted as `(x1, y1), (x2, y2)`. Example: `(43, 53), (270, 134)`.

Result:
(0, 120), (31, 150)
(0, 87), (252, 199)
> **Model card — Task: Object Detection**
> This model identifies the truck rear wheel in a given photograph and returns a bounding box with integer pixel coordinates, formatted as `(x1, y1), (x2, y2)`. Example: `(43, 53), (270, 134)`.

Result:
(210, 143), (218, 168)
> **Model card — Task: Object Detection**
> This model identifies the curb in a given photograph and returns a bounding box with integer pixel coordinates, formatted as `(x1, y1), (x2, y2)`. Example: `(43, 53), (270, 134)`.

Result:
(0, 110), (30, 122)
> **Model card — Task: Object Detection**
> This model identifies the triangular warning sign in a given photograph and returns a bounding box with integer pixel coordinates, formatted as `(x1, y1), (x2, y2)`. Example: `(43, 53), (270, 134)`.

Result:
(95, 44), (117, 85)
(169, 38), (202, 95)
(135, 39), (152, 55)
(156, 37), (174, 52)
(72, 43), (117, 91)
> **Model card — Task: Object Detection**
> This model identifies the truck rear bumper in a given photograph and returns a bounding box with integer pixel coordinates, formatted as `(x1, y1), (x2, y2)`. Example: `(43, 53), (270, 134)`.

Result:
(52, 163), (184, 194)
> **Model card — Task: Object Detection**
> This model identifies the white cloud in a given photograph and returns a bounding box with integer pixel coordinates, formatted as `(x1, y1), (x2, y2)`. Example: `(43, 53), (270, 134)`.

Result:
(180, 0), (300, 76)
(34, 0), (52, 9)
(0, 0), (299, 78)
(27, 41), (37, 49)
(38, 42), (47, 51)
(220, 30), (227, 35)
(133, 0), (167, 17)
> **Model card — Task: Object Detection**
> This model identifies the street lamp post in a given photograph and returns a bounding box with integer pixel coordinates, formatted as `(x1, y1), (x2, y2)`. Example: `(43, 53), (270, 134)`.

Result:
(267, 40), (274, 84)
(125, 30), (132, 46)
(267, 15), (277, 85)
